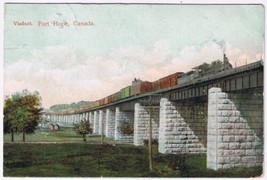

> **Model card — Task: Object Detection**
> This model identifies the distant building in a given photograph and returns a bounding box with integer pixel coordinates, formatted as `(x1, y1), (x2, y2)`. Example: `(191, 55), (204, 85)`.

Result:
(54, 124), (60, 131)
(48, 124), (54, 131)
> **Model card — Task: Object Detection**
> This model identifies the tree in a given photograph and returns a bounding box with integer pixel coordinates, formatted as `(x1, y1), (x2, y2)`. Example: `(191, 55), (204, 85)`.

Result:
(73, 119), (92, 141)
(4, 89), (43, 142)
(118, 120), (134, 135)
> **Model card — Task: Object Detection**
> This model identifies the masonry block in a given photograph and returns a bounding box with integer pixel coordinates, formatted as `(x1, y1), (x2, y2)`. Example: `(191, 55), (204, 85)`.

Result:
(207, 87), (263, 170)
(115, 107), (134, 143)
(99, 110), (106, 135)
(89, 112), (94, 127)
(159, 98), (206, 154)
(134, 103), (159, 146)
(105, 109), (115, 138)
(93, 111), (99, 134)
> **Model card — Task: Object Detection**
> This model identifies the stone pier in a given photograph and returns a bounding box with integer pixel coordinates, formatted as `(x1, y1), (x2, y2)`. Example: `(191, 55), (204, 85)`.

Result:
(93, 111), (99, 134)
(105, 109), (115, 138)
(159, 98), (206, 154)
(134, 103), (159, 146)
(89, 112), (94, 127)
(115, 107), (134, 143)
(207, 87), (263, 170)
(99, 110), (106, 135)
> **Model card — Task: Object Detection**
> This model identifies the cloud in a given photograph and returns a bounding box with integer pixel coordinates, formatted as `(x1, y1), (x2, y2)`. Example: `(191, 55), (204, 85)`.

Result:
(4, 41), (263, 108)
(140, 39), (171, 65)
(256, 53), (263, 60)
(30, 45), (78, 69)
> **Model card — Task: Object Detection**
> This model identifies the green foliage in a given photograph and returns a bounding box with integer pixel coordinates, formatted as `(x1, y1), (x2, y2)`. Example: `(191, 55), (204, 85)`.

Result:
(118, 121), (134, 135)
(3, 144), (149, 177)
(49, 101), (95, 113)
(49, 104), (70, 112)
(3, 144), (262, 177)
(4, 89), (43, 138)
(9, 107), (31, 133)
(143, 139), (158, 146)
(73, 119), (93, 141)
(4, 128), (115, 143)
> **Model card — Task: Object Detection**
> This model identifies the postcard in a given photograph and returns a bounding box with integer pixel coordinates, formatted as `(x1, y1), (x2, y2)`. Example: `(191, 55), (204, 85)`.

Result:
(2, 1), (265, 178)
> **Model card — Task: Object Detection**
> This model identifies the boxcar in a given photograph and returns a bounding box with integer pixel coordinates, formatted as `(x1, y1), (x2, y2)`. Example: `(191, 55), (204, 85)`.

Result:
(114, 91), (120, 101)
(120, 86), (131, 99)
(95, 100), (100, 107)
(159, 72), (183, 89)
(104, 97), (108, 105)
(111, 93), (117, 102)
(131, 79), (152, 96)
(152, 80), (160, 91)
(141, 81), (152, 94)
(107, 94), (112, 104)
(99, 98), (105, 106)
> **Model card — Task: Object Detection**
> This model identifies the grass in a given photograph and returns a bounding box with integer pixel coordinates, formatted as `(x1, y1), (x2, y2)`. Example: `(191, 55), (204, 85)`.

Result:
(3, 143), (263, 177)
(4, 127), (116, 144)
(4, 143), (161, 177)
(3, 128), (263, 177)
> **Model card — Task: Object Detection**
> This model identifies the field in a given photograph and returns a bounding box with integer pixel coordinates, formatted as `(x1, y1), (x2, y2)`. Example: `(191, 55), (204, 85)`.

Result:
(4, 127), (115, 144)
(3, 128), (263, 177)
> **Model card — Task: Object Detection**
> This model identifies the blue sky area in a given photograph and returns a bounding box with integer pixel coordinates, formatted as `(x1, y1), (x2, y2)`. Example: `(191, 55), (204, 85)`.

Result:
(4, 4), (264, 108)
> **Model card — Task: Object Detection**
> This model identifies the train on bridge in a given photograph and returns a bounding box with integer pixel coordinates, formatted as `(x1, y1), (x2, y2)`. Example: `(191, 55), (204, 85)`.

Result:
(43, 55), (264, 171)
(70, 54), (236, 111)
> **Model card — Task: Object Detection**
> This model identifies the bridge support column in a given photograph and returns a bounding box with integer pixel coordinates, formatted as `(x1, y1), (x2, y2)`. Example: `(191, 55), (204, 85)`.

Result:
(66, 115), (74, 127)
(68, 115), (70, 123)
(74, 114), (77, 123)
(105, 109), (115, 138)
(207, 87), (263, 170)
(93, 111), (99, 134)
(84, 112), (87, 120)
(54, 115), (56, 123)
(134, 103), (159, 146)
(99, 110), (106, 135)
(65, 115), (68, 124)
(71, 114), (74, 124)
(115, 107), (134, 143)
(86, 112), (89, 121)
(89, 112), (94, 127)
(159, 98), (206, 154)
(82, 113), (85, 120)
(56, 115), (59, 123)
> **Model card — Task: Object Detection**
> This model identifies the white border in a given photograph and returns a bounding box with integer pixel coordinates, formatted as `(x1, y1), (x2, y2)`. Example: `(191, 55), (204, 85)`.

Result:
(0, 1), (266, 180)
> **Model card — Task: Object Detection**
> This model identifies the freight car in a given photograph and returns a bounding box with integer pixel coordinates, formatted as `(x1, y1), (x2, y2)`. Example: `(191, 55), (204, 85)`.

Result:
(99, 98), (106, 106)
(131, 78), (152, 96)
(152, 80), (160, 91)
(83, 54), (234, 109)
(151, 72), (183, 91)
(159, 72), (184, 89)
(119, 86), (131, 99)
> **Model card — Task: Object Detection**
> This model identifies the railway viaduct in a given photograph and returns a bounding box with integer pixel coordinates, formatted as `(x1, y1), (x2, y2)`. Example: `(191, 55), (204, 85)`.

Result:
(43, 61), (264, 170)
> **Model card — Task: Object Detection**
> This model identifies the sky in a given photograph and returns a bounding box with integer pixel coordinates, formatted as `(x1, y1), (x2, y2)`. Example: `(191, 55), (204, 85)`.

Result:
(3, 3), (264, 109)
